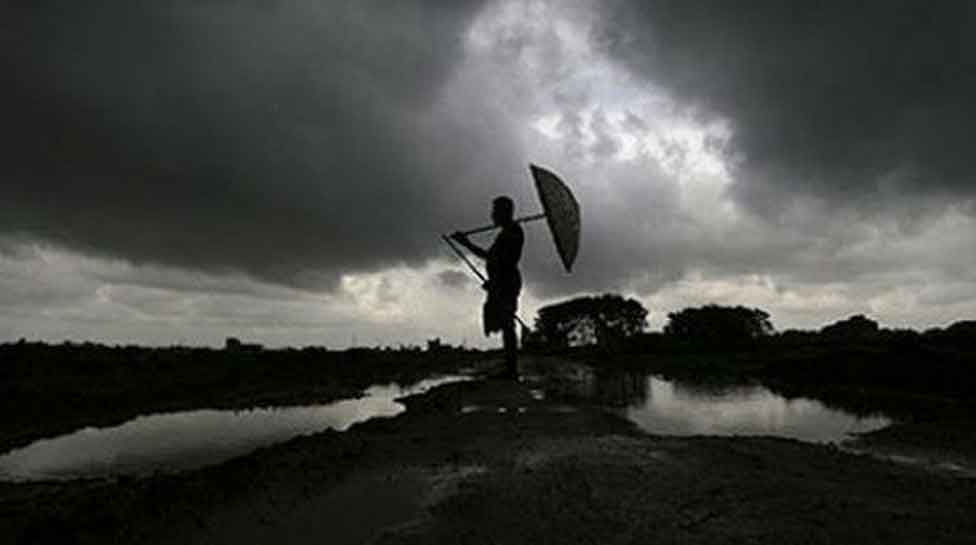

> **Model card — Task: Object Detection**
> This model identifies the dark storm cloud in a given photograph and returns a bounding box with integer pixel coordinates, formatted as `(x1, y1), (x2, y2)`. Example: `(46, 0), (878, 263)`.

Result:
(1, 0), (495, 289)
(602, 1), (976, 216)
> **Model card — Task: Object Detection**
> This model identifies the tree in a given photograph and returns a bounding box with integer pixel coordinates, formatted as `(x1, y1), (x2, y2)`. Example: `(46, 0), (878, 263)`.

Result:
(945, 320), (976, 336)
(939, 320), (976, 349)
(534, 294), (648, 349)
(664, 304), (773, 347)
(820, 314), (879, 340)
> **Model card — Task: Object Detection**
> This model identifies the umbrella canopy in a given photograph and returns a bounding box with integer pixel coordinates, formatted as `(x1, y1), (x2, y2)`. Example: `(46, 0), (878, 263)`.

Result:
(531, 164), (580, 273)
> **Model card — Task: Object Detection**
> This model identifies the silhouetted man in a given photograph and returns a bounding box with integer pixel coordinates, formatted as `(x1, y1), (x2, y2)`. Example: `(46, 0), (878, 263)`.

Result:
(452, 196), (524, 379)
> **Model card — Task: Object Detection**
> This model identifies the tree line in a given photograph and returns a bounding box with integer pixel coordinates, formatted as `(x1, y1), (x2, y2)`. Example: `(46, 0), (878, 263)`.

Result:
(525, 293), (976, 352)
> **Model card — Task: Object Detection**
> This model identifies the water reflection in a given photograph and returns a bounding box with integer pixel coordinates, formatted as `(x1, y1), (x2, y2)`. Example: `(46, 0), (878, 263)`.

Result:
(0, 376), (468, 482)
(622, 375), (891, 443)
(540, 366), (647, 407)
(539, 365), (890, 443)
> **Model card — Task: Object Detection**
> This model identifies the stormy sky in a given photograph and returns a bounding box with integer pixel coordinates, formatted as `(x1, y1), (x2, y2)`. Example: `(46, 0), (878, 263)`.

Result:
(3, 0), (975, 347)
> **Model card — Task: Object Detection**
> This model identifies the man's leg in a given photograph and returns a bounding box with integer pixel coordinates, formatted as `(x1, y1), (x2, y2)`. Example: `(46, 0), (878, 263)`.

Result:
(502, 322), (518, 379)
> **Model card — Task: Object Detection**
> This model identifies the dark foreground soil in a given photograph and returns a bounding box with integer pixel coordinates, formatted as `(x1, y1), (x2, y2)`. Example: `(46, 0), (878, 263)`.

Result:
(2, 358), (975, 545)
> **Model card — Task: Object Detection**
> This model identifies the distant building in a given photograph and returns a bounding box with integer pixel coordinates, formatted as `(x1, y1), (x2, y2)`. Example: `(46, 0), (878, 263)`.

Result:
(427, 337), (466, 353)
(225, 337), (263, 352)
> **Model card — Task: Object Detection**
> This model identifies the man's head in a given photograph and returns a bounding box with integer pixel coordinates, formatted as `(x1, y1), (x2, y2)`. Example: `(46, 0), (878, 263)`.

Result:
(492, 196), (515, 226)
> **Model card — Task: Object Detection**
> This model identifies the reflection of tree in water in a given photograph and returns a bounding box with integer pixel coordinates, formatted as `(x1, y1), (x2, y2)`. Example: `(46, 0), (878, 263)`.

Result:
(668, 380), (759, 401)
(593, 370), (649, 407)
(551, 367), (648, 407)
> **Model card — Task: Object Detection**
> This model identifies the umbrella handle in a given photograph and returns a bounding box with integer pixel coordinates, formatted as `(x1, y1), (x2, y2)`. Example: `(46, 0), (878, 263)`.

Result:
(458, 213), (546, 236)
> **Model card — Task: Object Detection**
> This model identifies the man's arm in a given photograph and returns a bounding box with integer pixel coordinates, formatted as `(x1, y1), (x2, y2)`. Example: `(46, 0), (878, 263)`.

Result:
(450, 232), (488, 259)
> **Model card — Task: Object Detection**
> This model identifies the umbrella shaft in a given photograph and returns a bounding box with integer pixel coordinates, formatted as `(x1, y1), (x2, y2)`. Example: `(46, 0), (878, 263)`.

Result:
(441, 235), (486, 283)
(440, 235), (529, 332)
(460, 213), (546, 236)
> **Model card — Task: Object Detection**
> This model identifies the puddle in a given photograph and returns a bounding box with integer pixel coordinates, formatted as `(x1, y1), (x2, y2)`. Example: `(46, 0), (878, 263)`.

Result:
(545, 368), (891, 444)
(0, 375), (469, 482)
(624, 376), (891, 443)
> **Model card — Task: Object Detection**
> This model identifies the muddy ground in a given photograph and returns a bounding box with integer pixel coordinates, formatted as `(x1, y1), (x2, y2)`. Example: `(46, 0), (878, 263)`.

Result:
(2, 356), (975, 544)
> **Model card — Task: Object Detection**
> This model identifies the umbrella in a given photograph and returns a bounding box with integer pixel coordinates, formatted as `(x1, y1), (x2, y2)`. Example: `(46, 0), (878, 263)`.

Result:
(443, 163), (580, 274)
(529, 164), (580, 273)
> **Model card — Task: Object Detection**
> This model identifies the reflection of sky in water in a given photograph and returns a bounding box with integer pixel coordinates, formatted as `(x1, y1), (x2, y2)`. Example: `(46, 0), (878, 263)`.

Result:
(625, 376), (891, 443)
(0, 376), (468, 482)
